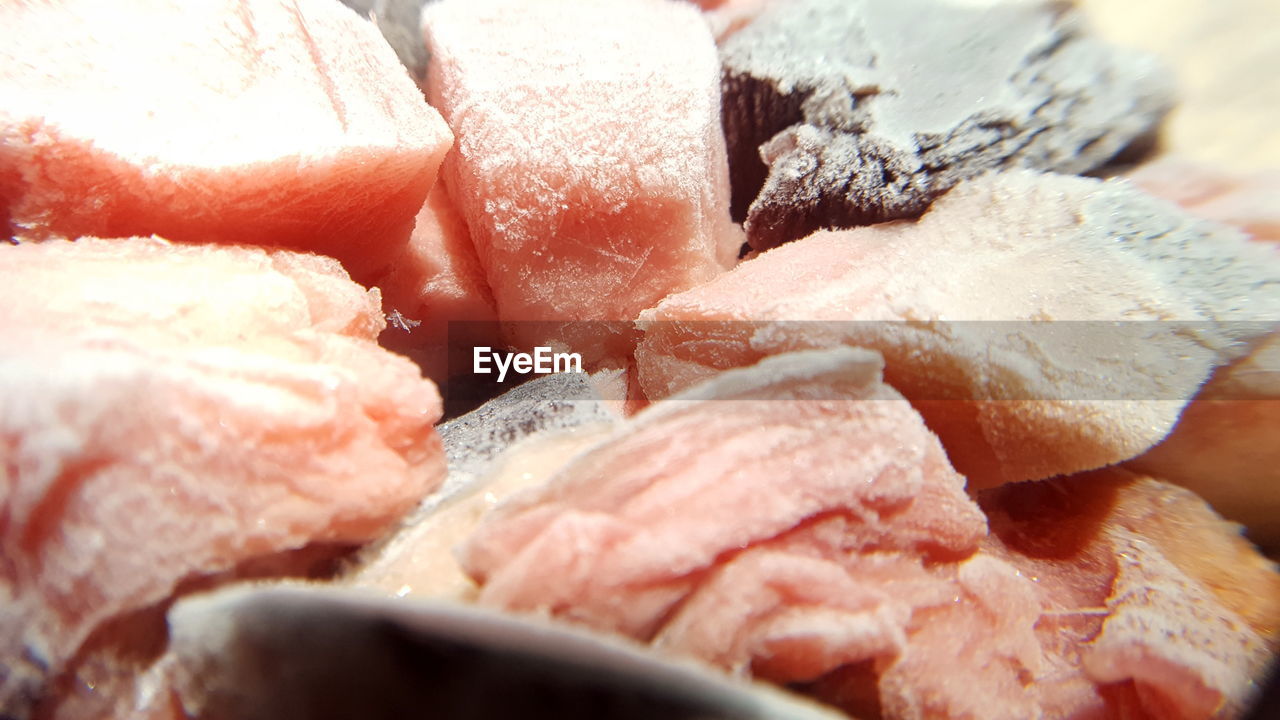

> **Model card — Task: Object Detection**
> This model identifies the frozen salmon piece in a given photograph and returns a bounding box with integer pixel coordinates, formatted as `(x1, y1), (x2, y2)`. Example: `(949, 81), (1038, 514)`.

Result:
(978, 470), (1279, 720)
(458, 346), (987, 646)
(422, 0), (741, 365)
(636, 170), (1280, 486)
(0, 238), (446, 718)
(370, 184), (498, 383)
(808, 472), (1277, 719)
(0, 0), (453, 282)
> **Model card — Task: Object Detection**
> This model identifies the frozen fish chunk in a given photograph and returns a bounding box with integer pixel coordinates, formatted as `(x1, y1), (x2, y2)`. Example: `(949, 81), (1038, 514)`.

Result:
(0, 238), (446, 717)
(0, 0), (453, 281)
(422, 0), (741, 364)
(637, 171), (1280, 485)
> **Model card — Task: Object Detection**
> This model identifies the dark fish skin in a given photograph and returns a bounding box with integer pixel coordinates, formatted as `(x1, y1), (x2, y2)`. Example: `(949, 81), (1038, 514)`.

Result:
(719, 0), (1175, 251)
(169, 587), (842, 720)
(1244, 665), (1280, 720)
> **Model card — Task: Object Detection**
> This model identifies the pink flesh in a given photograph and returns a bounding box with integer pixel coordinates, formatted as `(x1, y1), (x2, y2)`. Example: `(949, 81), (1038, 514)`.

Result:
(978, 471), (1277, 720)
(701, 0), (790, 42)
(742, 473), (1278, 720)
(459, 350), (985, 637)
(0, 238), (446, 714)
(636, 170), (1280, 487)
(1127, 158), (1280, 243)
(422, 0), (741, 365)
(458, 349), (1000, 702)
(0, 0), (453, 282)
(370, 183), (499, 382)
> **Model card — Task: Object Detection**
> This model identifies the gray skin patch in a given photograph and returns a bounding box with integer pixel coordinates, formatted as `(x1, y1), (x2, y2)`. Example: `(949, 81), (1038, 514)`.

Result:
(721, 0), (1175, 250)
(386, 372), (617, 529)
(339, 0), (433, 81)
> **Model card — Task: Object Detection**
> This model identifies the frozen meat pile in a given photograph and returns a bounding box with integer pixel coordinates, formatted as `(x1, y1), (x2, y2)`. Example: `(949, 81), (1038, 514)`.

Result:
(1, 0), (1278, 719)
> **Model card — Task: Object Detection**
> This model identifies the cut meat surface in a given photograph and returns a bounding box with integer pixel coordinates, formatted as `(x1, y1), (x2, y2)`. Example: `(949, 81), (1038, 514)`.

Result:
(861, 471), (1279, 720)
(369, 183), (498, 383)
(0, 0), (453, 282)
(347, 425), (611, 603)
(0, 238), (446, 718)
(422, 0), (741, 365)
(636, 170), (1280, 486)
(457, 349), (994, 704)
(459, 349), (986, 631)
(719, 0), (1174, 249)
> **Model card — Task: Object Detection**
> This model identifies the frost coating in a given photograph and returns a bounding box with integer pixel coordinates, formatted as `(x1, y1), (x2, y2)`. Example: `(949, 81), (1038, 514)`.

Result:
(721, 0), (1175, 248)
(423, 0), (741, 365)
(637, 171), (1280, 486)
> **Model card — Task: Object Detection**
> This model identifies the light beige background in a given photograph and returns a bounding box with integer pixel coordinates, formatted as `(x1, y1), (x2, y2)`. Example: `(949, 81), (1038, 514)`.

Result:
(1081, 0), (1280, 170)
